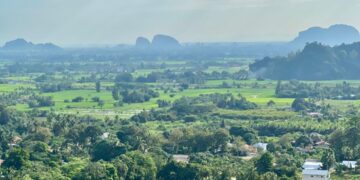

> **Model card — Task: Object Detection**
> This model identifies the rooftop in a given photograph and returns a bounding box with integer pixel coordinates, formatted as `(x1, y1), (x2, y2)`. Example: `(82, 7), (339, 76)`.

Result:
(341, 161), (357, 168)
(302, 169), (329, 176)
(302, 160), (323, 170)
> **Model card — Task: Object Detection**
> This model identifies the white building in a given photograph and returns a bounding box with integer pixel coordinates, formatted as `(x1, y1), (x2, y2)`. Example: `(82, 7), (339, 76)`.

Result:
(341, 161), (357, 169)
(253, 143), (268, 151)
(100, 132), (110, 139)
(172, 154), (190, 164)
(302, 169), (330, 180)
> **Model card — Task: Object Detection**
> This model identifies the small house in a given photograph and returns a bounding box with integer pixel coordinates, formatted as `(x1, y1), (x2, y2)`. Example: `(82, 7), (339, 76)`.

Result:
(341, 161), (357, 169)
(302, 169), (330, 180)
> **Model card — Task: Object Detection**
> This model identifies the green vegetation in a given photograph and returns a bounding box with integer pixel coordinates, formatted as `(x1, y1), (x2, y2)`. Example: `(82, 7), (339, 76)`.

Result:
(0, 58), (360, 179)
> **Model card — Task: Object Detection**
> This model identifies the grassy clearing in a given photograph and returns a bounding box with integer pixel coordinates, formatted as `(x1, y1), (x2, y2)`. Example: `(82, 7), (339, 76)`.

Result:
(43, 90), (115, 110)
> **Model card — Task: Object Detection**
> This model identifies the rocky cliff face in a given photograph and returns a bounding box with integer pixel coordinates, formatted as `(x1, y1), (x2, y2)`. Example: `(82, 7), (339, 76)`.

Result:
(135, 37), (151, 48)
(151, 34), (181, 49)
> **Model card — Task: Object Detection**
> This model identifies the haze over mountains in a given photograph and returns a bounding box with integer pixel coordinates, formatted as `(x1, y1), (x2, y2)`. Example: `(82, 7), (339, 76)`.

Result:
(1, 24), (359, 61)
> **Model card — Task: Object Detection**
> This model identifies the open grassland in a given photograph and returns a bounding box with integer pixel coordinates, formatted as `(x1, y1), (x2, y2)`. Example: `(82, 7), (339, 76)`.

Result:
(0, 83), (34, 92)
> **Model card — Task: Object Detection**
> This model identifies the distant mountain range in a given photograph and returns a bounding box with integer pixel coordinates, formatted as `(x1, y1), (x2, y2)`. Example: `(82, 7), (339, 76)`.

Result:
(135, 34), (181, 49)
(1, 39), (62, 51)
(290, 24), (360, 47)
(1, 24), (359, 61)
(133, 24), (360, 49)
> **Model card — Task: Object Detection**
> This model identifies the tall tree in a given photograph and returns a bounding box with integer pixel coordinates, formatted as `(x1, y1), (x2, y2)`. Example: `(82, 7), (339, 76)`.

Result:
(321, 149), (335, 170)
(255, 152), (273, 174)
(95, 81), (101, 92)
(3, 147), (30, 169)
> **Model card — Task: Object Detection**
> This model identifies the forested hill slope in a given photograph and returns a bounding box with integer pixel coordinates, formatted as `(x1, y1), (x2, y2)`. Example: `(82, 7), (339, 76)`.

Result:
(250, 42), (360, 80)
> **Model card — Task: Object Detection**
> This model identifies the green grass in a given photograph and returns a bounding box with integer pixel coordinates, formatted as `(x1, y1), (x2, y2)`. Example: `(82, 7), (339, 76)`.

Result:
(29, 86), (290, 117)
(4, 76), (33, 81)
(132, 69), (164, 77)
(332, 173), (360, 180)
(0, 83), (34, 92)
(160, 87), (292, 106)
(43, 90), (115, 109)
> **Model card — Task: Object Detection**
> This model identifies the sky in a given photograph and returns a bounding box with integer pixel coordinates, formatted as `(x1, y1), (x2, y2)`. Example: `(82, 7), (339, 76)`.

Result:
(1, 0), (360, 46)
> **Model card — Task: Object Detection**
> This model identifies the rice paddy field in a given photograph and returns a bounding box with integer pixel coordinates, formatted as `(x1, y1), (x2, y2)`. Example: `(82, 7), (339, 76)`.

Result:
(2, 78), (358, 119)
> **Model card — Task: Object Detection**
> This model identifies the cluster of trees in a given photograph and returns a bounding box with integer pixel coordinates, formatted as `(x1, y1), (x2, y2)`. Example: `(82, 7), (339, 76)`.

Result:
(115, 71), (206, 85)
(329, 117), (360, 161)
(0, 107), (283, 179)
(276, 80), (360, 100)
(112, 85), (159, 104)
(130, 93), (258, 124)
(291, 98), (318, 112)
(230, 126), (258, 145)
(0, 89), (56, 109)
(37, 82), (73, 92)
(214, 94), (258, 110)
(171, 94), (257, 115)
(115, 69), (250, 86)
(0, 89), (351, 179)
(0, 89), (33, 106)
(28, 95), (55, 108)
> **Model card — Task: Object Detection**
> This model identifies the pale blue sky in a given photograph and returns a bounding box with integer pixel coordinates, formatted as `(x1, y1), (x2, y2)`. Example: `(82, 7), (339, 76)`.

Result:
(1, 0), (359, 46)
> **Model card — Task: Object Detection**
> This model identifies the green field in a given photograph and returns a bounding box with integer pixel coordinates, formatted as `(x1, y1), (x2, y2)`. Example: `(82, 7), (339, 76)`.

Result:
(8, 79), (360, 118)
(0, 83), (34, 92)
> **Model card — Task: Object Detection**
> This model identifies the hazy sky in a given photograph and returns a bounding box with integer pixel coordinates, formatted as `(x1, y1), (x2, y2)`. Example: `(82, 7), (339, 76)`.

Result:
(1, 0), (360, 46)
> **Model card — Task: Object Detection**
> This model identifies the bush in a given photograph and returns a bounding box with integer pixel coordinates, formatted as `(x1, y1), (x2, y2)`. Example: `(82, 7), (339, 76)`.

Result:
(72, 96), (84, 102)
